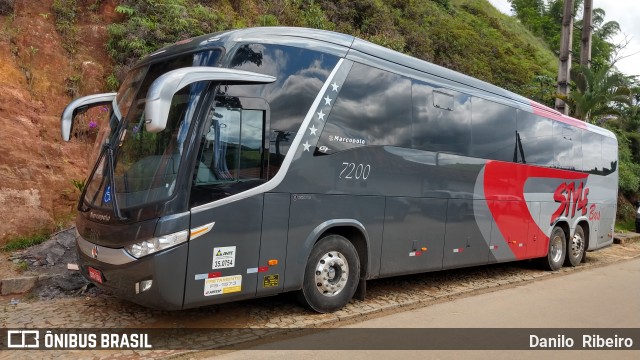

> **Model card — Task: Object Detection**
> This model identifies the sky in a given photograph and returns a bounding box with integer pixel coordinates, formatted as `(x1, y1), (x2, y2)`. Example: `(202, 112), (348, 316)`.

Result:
(486, 0), (640, 77)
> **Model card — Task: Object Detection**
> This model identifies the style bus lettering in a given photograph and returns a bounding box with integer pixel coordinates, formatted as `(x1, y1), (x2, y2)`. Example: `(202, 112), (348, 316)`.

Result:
(550, 181), (589, 225)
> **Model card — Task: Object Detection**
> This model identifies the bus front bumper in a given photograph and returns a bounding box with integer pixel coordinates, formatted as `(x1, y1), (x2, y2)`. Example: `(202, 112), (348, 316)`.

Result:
(76, 235), (188, 310)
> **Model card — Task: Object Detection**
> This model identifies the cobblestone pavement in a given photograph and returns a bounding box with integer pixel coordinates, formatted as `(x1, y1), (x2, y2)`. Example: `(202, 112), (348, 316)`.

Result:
(2, 237), (639, 359)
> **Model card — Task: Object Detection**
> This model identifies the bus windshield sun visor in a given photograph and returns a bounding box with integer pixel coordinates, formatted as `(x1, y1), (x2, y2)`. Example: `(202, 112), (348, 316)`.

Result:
(144, 67), (276, 133)
(60, 93), (117, 141)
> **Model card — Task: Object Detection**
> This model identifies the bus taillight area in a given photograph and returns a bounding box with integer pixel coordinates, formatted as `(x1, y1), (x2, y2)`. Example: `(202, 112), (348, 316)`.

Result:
(76, 235), (188, 310)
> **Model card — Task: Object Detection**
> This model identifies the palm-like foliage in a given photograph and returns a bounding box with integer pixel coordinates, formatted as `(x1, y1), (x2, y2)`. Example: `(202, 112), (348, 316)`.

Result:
(624, 85), (640, 132)
(563, 64), (632, 123)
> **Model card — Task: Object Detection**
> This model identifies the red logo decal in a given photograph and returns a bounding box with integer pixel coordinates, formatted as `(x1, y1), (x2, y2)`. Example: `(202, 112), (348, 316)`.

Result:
(550, 182), (589, 225)
(588, 204), (601, 221)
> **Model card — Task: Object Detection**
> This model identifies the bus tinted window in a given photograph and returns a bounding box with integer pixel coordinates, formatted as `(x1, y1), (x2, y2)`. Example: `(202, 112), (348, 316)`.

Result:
(412, 81), (471, 155)
(573, 129), (583, 171)
(190, 97), (267, 207)
(582, 130), (602, 174)
(226, 43), (339, 176)
(516, 111), (554, 166)
(317, 63), (412, 152)
(471, 98), (516, 162)
(553, 121), (581, 170)
(602, 136), (618, 176)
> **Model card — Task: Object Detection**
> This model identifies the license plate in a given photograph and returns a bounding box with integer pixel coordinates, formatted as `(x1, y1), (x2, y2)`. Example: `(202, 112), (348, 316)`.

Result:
(88, 266), (103, 284)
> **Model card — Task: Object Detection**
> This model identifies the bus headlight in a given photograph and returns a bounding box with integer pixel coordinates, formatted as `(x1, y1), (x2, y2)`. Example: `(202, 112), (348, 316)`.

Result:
(125, 230), (189, 258)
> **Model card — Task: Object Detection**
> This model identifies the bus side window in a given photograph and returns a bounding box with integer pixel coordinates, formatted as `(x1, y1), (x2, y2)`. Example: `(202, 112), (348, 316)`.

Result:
(516, 111), (554, 167)
(601, 136), (618, 176)
(412, 81), (471, 155)
(316, 62), (412, 153)
(582, 130), (602, 174)
(194, 104), (266, 185)
(224, 43), (339, 176)
(553, 121), (582, 170)
(470, 97), (516, 162)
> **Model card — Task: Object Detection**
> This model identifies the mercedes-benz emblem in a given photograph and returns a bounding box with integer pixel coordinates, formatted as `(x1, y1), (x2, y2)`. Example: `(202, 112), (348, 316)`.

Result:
(91, 246), (99, 259)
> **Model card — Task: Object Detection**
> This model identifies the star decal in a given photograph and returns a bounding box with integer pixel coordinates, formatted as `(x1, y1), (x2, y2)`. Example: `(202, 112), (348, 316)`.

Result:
(302, 141), (311, 152)
(317, 110), (325, 121)
(309, 125), (318, 136)
(331, 82), (340, 92)
(324, 96), (332, 106)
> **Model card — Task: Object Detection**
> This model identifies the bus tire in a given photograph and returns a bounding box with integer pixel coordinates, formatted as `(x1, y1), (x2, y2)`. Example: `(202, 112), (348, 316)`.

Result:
(542, 226), (566, 271)
(297, 234), (360, 313)
(565, 225), (585, 267)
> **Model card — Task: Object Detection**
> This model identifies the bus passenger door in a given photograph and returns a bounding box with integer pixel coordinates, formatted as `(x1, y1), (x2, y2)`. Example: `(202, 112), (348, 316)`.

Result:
(184, 197), (264, 308)
(183, 101), (270, 308)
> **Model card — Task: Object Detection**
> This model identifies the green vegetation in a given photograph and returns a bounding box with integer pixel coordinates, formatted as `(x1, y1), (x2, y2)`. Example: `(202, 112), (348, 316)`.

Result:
(71, 178), (85, 192)
(615, 218), (635, 233)
(106, 0), (227, 85)
(65, 74), (81, 97)
(52, 0), (78, 54)
(563, 64), (632, 122)
(104, 0), (558, 100)
(1, 232), (50, 252)
(508, 0), (619, 70)
(15, 259), (29, 272)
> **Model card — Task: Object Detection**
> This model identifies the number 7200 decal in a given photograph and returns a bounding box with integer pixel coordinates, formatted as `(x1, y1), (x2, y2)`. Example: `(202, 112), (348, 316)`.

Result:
(340, 162), (371, 180)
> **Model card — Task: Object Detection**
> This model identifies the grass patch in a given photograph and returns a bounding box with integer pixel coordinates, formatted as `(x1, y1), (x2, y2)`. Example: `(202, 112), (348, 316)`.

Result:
(1, 232), (50, 252)
(615, 219), (636, 233)
(15, 259), (29, 272)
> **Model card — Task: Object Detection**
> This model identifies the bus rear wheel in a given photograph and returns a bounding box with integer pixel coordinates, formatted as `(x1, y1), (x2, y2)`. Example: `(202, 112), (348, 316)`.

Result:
(298, 234), (360, 313)
(565, 225), (585, 267)
(542, 226), (566, 271)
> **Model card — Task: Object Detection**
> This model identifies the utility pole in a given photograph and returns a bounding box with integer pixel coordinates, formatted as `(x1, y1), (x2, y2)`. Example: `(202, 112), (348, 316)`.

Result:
(580, 0), (593, 67)
(556, 0), (574, 115)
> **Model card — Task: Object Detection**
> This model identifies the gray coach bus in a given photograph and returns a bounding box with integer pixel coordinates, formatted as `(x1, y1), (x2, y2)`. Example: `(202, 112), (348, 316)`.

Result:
(61, 27), (618, 312)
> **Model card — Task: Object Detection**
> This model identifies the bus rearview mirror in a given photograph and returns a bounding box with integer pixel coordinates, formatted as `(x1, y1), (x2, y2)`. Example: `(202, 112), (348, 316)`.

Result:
(60, 93), (116, 141)
(144, 67), (276, 133)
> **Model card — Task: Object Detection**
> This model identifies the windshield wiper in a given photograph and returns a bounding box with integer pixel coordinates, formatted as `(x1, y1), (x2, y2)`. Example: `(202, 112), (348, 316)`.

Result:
(78, 142), (127, 221)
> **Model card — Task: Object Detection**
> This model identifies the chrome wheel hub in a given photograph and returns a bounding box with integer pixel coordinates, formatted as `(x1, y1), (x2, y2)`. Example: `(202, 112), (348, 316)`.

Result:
(550, 235), (563, 263)
(314, 251), (349, 297)
(570, 232), (584, 258)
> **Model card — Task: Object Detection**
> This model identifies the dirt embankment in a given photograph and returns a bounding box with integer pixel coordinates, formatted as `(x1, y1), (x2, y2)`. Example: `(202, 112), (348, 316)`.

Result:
(0, 0), (117, 246)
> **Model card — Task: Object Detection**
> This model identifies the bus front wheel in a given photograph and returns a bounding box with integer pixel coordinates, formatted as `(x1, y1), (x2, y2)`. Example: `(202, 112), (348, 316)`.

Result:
(298, 234), (360, 313)
(542, 226), (566, 271)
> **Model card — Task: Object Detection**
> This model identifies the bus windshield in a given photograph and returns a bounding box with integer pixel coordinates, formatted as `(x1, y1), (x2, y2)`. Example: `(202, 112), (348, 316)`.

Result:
(81, 50), (221, 214)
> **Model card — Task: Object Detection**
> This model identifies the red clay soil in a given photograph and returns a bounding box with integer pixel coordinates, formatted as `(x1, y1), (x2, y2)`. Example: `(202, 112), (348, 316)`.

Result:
(0, 0), (118, 246)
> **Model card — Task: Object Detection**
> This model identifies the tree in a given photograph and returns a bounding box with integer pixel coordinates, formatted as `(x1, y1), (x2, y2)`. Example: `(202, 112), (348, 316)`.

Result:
(509, 1), (620, 70)
(577, 7), (620, 70)
(563, 64), (632, 123)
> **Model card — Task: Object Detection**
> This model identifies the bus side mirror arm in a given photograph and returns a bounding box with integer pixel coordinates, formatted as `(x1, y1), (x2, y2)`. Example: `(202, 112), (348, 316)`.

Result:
(145, 67), (276, 133)
(60, 93), (117, 141)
